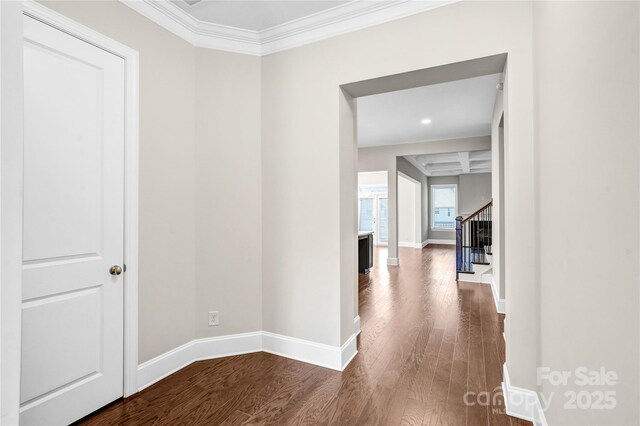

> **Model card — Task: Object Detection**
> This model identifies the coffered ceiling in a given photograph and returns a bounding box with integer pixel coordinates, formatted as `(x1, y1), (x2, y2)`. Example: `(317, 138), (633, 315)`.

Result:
(405, 150), (492, 176)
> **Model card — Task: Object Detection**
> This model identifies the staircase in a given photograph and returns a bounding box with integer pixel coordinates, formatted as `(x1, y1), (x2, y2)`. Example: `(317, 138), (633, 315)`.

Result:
(456, 200), (492, 283)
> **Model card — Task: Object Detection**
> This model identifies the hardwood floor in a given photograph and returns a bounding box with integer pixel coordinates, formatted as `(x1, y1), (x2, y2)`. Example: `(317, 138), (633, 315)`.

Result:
(77, 245), (530, 426)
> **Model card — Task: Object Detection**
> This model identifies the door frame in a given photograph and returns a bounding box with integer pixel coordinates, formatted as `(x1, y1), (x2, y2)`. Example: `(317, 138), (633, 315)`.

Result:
(357, 187), (388, 246)
(19, 1), (140, 399)
(374, 194), (388, 246)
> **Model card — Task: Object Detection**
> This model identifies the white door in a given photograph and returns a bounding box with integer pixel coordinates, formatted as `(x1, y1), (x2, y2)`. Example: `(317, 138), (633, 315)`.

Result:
(358, 193), (388, 246)
(20, 15), (125, 425)
(376, 195), (388, 246)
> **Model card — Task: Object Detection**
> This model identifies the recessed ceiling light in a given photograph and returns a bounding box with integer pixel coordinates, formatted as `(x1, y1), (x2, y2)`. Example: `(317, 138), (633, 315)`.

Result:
(421, 118), (432, 124)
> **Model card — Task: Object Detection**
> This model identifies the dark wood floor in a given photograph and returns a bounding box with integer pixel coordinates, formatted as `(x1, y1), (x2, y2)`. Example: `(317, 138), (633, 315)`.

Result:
(78, 245), (530, 425)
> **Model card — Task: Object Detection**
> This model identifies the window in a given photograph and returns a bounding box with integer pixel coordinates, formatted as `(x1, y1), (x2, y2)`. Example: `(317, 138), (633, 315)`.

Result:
(431, 184), (457, 230)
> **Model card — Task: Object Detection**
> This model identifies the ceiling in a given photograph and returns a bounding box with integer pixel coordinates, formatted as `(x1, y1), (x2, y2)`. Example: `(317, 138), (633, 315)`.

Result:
(405, 150), (491, 177)
(171, 1), (349, 32)
(121, 0), (456, 55)
(357, 73), (502, 147)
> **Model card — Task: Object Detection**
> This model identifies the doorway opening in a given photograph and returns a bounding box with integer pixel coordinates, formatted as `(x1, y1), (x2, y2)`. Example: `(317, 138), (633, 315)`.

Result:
(357, 171), (389, 247)
(397, 172), (422, 249)
(341, 53), (509, 358)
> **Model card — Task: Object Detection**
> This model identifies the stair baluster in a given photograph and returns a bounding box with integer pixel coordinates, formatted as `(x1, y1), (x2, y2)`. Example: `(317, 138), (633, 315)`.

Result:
(455, 199), (493, 280)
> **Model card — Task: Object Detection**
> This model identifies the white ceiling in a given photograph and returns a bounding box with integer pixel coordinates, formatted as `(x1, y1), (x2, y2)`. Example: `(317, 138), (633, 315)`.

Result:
(357, 73), (502, 147)
(121, 0), (456, 55)
(405, 150), (491, 177)
(172, 1), (349, 32)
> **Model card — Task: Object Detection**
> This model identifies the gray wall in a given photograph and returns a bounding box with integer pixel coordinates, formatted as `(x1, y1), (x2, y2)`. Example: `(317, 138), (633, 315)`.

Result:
(491, 86), (506, 303)
(44, 1), (264, 363)
(459, 173), (492, 215)
(396, 157), (429, 244)
(427, 173), (492, 242)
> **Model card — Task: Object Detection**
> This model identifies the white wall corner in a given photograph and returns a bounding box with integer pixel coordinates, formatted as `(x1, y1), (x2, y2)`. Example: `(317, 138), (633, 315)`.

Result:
(262, 331), (351, 371)
(340, 334), (358, 370)
(502, 364), (548, 426)
(137, 339), (197, 391)
(191, 332), (262, 361)
(484, 273), (505, 314)
(139, 331), (359, 391)
(354, 315), (361, 335)
(137, 332), (262, 391)
(387, 257), (399, 266)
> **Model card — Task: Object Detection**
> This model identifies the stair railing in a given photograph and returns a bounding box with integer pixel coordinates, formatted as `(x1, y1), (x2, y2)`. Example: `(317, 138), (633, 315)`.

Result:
(456, 200), (492, 279)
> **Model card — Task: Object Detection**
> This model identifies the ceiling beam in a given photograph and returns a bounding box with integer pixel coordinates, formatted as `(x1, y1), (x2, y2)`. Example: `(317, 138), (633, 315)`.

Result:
(425, 162), (462, 172)
(405, 156), (431, 176)
(458, 152), (470, 174)
(470, 160), (491, 170)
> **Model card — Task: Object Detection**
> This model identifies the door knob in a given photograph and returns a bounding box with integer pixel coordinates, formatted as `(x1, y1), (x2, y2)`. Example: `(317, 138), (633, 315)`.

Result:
(110, 265), (123, 276)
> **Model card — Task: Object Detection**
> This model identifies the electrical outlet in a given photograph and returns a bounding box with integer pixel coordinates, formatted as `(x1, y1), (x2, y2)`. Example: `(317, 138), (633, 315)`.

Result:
(208, 311), (219, 326)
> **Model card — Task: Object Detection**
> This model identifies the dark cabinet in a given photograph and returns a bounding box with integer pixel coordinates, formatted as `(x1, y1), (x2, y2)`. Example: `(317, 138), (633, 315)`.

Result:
(358, 233), (373, 274)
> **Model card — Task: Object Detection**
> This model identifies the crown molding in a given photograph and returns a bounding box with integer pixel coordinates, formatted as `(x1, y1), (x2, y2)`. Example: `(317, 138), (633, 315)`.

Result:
(120, 0), (457, 56)
(120, 0), (262, 55)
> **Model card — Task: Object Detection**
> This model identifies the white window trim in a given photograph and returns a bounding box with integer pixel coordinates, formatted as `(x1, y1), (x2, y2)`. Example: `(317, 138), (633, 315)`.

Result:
(430, 184), (458, 231)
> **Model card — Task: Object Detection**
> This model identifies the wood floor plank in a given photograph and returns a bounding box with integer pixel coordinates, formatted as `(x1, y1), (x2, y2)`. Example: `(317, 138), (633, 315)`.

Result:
(77, 246), (531, 426)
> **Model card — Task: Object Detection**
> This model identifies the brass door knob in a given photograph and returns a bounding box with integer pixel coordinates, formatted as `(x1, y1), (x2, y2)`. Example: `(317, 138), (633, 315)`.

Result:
(110, 265), (123, 276)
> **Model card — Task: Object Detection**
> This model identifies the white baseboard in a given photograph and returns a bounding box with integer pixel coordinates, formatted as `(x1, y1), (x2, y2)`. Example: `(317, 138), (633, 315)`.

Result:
(422, 239), (429, 248)
(387, 257), (399, 265)
(138, 331), (358, 391)
(479, 272), (506, 314)
(341, 334), (358, 370)
(262, 331), (356, 371)
(137, 331), (262, 390)
(426, 239), (455, 245)
(486, 274), (506, 314)
(354, 315), (361, 335)
(398, 241), (422, 249)
(502, 364), (548, 426)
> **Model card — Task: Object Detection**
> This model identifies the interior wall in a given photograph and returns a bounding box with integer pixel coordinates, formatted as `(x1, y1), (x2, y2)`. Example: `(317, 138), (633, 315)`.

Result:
(9, 5), (640, 424)
(534, 2), (639, 424)
(458, 173), (492, 215)
(491, 87), (506, 302)
(41, 0), (198, 364)
(397, 174), (417, 245)
(194, 48), (262, 339)
(40, 1), (263, 363)
(396, 157), (429, 244)
(358, 171), (387, 186)
(338, 89), (357, 344)
(263, 1), (536, 390)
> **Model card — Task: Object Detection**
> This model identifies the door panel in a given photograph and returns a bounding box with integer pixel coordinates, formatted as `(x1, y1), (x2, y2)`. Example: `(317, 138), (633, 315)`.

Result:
(21, 287), (103, 404)
(378, 197), (389, 244)
(358, 197), (374, 233)
(23, 38), (104, 263)
(21, 15), (125, 425)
